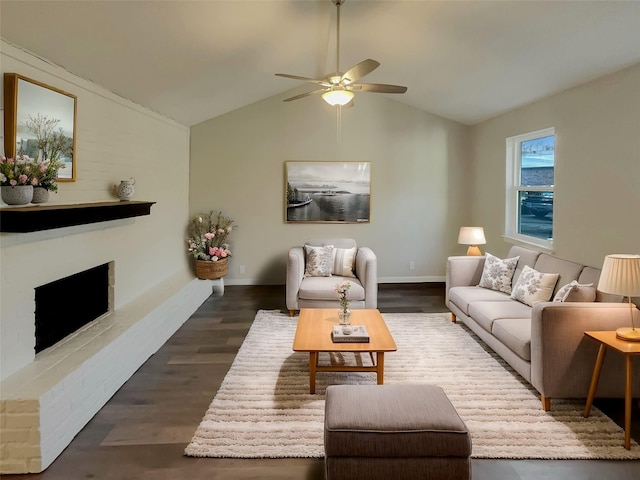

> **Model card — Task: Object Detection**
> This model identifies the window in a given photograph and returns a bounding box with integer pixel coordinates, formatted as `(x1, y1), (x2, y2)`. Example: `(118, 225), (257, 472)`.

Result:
(505, 128), (555, 250)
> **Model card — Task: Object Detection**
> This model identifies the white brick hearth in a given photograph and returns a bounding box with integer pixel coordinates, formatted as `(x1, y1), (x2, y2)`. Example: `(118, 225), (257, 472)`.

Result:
(0, 273), (215, 474)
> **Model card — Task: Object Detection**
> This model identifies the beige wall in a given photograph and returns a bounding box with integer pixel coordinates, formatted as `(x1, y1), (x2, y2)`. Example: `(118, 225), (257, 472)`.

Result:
(190, 87), (472, 284)
(471, 63), (640, 268)
(0, 41), (191, 380)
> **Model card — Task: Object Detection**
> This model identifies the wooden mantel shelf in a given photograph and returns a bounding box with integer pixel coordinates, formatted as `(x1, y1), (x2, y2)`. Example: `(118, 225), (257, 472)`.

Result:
(0, 201), (155, 233)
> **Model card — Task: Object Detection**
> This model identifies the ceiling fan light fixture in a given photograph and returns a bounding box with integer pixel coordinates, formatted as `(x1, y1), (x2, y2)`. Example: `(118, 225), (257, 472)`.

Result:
(275, 0), (406, 108)
(322, 89), (354, 106)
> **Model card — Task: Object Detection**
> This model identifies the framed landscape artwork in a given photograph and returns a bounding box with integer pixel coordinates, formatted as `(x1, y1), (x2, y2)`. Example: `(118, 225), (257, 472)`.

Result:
(285, 161), (371, 223)
(4, 73), (77, 181)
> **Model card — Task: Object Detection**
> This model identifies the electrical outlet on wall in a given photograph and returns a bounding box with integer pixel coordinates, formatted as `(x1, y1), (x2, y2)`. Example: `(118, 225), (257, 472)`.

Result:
(239, 265), (246, 274)
(409, 261), (415, 271)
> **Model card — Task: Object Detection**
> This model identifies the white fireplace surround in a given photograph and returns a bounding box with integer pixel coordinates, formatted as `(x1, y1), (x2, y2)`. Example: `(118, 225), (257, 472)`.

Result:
(0, 265), (215, 474)
(0, 39), (198, 474)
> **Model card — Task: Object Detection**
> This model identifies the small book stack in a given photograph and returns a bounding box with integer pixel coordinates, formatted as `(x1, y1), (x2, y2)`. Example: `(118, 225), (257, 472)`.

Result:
(331, 325), (370, 343)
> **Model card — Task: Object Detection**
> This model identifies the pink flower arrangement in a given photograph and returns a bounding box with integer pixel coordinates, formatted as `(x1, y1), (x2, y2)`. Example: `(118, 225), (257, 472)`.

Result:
(334, 280), (352, 313)
(33, 158), (65, 192)
(0, 155), (64, 191)
(208, 246), (231, 261)
(1, 155), (37, 187)
(187, 210), (237, 262)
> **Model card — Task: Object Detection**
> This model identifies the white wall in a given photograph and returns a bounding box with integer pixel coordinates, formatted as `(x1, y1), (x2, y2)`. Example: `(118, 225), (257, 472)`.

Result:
(190, 87), (472, 285)
(470, 63), (640, 268)
(0, 41), (192, 380)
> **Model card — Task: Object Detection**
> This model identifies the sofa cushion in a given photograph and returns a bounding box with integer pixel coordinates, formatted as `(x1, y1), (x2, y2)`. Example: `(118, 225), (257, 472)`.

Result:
(564, 286), (597, 302)
(533, 254), (583, 296)
(304, 244), (334, 277)
(306, 237), (357, 250)
(507, 246), (541, 285)
(299, 277), (365, 301)
(332, 246), (357, 278)
(468, 300), (532, 333)
(510, 265), (559, 307)
(492, 318), (532, 361)
(578, 266), (623, 303)
(578, 266), (600, 286)
(478, 253), (520, 294)
(553, 280), (596, 302)
(449, 286), (512, 315)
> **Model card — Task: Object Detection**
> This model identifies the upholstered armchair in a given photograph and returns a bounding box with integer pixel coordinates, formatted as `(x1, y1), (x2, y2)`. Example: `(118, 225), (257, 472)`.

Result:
(286, 238), (378, 316)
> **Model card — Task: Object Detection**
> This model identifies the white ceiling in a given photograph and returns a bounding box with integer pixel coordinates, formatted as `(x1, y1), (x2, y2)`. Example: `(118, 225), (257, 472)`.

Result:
(2, 1), (639, 127)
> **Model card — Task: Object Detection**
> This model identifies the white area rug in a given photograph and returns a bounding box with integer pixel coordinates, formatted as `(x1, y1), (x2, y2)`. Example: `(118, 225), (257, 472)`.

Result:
(185, 310), (640, 460)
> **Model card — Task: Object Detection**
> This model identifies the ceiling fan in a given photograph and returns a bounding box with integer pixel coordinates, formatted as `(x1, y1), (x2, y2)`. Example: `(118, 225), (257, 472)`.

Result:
(275, 0), (407, 106)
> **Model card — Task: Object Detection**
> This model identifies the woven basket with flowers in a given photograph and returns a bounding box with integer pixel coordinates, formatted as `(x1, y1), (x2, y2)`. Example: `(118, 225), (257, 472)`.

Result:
(187, 210), (237, 279)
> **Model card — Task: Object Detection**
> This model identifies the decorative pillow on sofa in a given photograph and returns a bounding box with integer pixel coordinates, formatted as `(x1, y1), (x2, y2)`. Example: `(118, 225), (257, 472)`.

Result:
(510, 265), (560, 307)
(478, 253), (520, 294)
(332, 246), (357, 278)
(304, 245), (334, 277)
(553, 280), (596, 302)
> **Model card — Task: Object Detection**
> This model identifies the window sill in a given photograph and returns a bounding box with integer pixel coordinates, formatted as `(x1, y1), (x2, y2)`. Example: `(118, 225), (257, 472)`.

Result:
(502, 234), (555, 254)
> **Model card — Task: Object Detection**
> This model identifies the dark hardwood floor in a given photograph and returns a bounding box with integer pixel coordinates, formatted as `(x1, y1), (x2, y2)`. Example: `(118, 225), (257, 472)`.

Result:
(9, 284), (639, 479)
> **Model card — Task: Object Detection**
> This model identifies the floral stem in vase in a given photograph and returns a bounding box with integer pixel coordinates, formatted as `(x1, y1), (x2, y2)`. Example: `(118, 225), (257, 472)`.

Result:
(334, 280), (352, 326)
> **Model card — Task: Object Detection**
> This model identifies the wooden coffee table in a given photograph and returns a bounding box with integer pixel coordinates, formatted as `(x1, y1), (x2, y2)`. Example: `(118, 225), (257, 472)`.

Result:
(292, 308), (397, 394)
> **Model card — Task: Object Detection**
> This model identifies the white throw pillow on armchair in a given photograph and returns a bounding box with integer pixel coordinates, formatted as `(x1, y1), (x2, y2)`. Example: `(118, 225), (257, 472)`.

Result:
(332, 246), (357, 277)
(304, 245), (334, 277)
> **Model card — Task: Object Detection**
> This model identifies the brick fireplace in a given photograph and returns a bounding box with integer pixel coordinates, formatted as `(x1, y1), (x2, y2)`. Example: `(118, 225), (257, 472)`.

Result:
(0, 221), (214, 474)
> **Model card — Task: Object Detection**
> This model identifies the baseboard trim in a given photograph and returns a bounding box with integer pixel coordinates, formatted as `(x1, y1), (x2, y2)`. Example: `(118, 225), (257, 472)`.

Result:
(224, 276), (445, 286)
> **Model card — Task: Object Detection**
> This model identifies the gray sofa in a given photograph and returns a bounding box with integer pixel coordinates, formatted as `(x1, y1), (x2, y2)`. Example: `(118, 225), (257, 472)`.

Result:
(446, 245), (640, 411)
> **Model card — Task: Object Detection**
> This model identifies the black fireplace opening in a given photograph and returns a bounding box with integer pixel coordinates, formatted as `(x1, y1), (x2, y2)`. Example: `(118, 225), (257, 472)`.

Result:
(35, 263), (110, 354)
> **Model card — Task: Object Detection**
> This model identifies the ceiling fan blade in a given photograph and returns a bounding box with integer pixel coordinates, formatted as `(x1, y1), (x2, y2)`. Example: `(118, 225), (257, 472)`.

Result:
(340, 59), (380, 84)
(283, 89), (326, 102)
(275, 73), (329, 86)
(349, 83), (408, 94)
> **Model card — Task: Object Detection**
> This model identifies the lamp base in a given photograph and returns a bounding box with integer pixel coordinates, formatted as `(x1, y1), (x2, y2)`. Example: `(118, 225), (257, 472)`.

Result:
(616, 327), (640, 342)
(466, 245), (482, 256)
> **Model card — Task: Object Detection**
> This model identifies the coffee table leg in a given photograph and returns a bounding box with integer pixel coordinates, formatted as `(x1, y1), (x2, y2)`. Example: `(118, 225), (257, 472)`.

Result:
(377, 352), (385, 385)
(309, 352), (317, 394)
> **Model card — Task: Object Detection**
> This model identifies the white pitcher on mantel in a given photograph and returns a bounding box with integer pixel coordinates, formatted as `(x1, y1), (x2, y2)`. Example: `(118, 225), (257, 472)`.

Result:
(115, 178), (135, 201)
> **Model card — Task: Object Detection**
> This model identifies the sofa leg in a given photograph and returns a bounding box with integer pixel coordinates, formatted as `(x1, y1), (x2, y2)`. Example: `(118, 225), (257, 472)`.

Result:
(451, 313), (456, 323)
(541, 395), (551, 411)
(289, 310), (296, 317)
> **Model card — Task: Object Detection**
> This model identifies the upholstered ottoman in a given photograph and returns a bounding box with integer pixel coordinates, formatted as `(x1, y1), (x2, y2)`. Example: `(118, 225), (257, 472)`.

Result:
(324, 384), (471, 480)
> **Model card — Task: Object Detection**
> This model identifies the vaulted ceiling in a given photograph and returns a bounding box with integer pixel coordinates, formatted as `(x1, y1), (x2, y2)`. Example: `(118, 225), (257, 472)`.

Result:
(2, 1), (639, 127)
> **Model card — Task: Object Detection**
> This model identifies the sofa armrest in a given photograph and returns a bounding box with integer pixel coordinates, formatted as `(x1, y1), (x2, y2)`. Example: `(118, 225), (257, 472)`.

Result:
(445, 255), (485, 306)
(286, 247), (305, 311)
(530, 302), (639, 399)
(355, 247), (378, 309)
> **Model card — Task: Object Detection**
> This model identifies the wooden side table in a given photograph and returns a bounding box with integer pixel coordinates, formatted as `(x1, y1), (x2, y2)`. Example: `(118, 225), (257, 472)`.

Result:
(583, 330), (640, 449)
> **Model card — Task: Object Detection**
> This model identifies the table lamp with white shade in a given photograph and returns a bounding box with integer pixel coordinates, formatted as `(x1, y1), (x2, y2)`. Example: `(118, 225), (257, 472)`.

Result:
(457, 227), (486, 256)
(597, 254), (640, 342)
